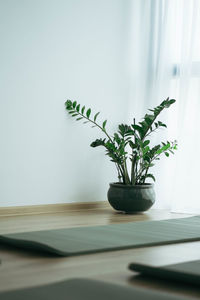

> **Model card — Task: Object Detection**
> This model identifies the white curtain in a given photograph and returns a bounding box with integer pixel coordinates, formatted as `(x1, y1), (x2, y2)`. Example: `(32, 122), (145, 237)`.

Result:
(129, 0), (200, 213)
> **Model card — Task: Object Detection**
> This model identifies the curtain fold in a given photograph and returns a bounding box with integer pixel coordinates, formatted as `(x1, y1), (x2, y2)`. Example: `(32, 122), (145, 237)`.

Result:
(129, 0), (200, 212)
(171, 0), (200, 213)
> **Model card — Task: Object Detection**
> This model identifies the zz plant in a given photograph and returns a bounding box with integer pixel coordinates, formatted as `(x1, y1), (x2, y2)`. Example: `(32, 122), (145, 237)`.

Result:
(65, 98), (177, 185)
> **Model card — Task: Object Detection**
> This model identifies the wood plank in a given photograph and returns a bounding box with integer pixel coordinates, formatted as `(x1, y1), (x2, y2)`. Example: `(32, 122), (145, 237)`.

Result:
(0, 208), (199, 299)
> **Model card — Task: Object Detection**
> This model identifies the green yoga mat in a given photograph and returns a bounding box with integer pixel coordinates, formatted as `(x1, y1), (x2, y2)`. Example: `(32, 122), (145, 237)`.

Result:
(0, 216), (200, 256)
(0, 278), (186, 300)
(129, 260), (200, 286)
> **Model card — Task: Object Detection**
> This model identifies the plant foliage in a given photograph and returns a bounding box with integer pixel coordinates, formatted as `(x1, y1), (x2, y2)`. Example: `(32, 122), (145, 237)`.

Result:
(65, 98), (177, 185)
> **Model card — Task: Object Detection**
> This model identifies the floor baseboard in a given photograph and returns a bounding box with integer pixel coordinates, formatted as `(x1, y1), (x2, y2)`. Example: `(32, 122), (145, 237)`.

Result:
(0, 201), (110, 217)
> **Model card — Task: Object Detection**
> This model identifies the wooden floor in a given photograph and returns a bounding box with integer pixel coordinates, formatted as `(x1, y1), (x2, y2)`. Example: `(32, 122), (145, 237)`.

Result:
(0, 206), (200, 299)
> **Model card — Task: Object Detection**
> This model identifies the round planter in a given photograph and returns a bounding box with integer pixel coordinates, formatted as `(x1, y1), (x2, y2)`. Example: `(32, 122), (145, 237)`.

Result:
(107, 183), (155, 213)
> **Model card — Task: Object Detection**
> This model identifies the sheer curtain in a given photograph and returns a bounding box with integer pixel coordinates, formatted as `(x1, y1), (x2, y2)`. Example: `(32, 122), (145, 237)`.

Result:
(128, 0), (200, 212)
(170, 0), (200, 213)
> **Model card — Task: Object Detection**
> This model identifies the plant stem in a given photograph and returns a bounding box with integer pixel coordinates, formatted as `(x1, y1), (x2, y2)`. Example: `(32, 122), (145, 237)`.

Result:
(116, 163), (124, 183)
(80, 112), (113, 143)
(76, 110), (126, 182)
(131, 151), (137, 185)
(123, 161), (131, 184)
(130, 120), (138, 185)
(142, 167), (149, 184)
(135, 165), (146, 183)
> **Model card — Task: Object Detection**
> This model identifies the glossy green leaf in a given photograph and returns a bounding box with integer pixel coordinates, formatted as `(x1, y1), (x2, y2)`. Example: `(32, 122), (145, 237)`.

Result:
(72, 101), (77, 108)
(102, 120), (107, 129)
(94, 112), (100, 122)
(68, 110), (76, 114)
(90, 138), (106, 148)
(86, 108), (91, 118)
(81, 106), (85, 114)
(65, 100), (72, 109)
(143, 146), (150, 155)
(146, 174), (156, 181)
(143, 140), (150, 147)
(76, 104), (80, 112)
(149, 163), (154, 167)
(158, 121), (167, 128)
(156, 143), (170, 154)
(129, 141), (137, 149)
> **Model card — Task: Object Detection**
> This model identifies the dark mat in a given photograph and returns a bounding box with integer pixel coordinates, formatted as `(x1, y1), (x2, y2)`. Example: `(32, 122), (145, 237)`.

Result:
(0, 278), (187, 300)
(0, 216), (200, 256)
(129, 260), (200, 286)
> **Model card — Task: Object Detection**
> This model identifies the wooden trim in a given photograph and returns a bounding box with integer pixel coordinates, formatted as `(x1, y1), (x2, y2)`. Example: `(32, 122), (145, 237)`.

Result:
(0, 201), (110, 217)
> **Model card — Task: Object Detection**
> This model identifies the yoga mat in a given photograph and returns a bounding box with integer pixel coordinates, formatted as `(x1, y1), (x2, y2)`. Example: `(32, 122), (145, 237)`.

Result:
(0, 216), (200, 256)
(0, 278), (186, 300)
(129, 260), (200, 286)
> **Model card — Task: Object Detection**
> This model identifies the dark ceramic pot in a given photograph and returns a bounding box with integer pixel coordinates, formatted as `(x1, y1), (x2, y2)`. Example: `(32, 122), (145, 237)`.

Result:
(107, 183), (155, 213)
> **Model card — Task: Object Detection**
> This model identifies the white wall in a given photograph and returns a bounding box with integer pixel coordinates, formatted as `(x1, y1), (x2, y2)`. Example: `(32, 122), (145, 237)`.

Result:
(0, 0), (131, 206)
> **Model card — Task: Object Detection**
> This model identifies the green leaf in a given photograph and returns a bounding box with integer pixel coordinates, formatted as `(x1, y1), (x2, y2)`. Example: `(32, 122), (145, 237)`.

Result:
(156, 143), (170, 154)
(149, 163), (155, 167)
(146, 174), (156, 182)
(163, 143), (171, 151)
(165, 152), (169, 157)
(139, 121), (148, 132)
(68, 110), (76, 114)
(131, 124), (143, 131)
(143, 155), (151, 163)
(144, 114), (154, 125)
(174, 144), (177, 150)
(65, 100), (73, 109)
(117, 124), (133, 137)
(118, 124), (129, 136)
(76, 117), (83, 121)
(114, 133), (121, 145)
(143, 140), (150, 147)
(102, 120), (107, 129)
(94, 112), (100, 122)
(129, 141), (137, 149)
(72, 113), (79, 117)
(81, 106), (85, 114)
(143, 146), (150, 155)
(76, 104), (80, 112)
(168, 99), (176, 105)
(136, 98), (176, 140)
(131, 124), (144, 138)
(72, 101), (77, 108)
(86, 108), (91, 118)
(90, 138), (106, 148)
(161, 98), (176, 108)
(158, 121), (167, 128)
(156, 149), (162, 155)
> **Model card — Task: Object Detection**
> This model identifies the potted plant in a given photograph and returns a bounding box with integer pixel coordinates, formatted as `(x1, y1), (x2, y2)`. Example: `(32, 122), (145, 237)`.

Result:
(65, 98), (177, 213)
